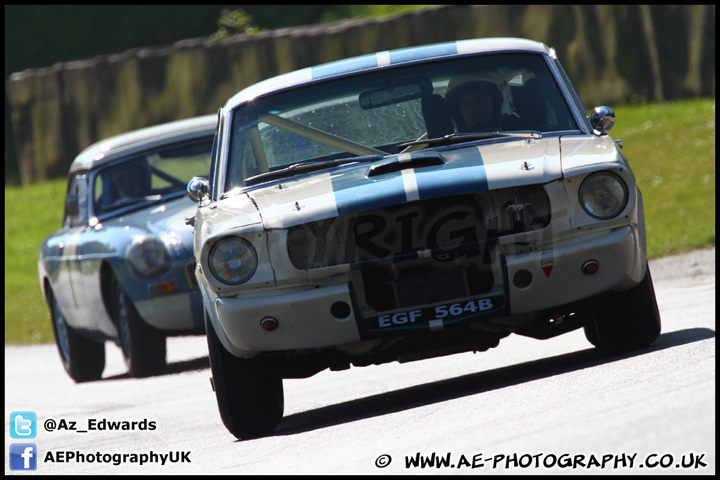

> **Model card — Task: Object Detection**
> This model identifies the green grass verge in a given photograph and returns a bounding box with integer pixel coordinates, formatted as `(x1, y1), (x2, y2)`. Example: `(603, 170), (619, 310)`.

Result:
(4, 98), (715, 344)
(610, 99), (715, 257)
(5, 178), (67, 344)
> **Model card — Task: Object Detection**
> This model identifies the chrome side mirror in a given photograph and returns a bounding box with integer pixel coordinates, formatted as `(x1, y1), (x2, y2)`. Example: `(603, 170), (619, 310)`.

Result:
(591, 106), (616, 135)
(187, 176), (210, 204)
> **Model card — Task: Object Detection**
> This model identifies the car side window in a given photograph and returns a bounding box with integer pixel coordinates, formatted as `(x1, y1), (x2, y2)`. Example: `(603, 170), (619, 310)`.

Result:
(63, 173), (89, 229)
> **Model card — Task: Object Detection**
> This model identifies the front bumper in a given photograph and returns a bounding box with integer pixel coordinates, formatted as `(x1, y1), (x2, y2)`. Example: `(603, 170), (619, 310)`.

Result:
(213, 283), (361, 356)
(210, 224), (645, 357)
(505, 224), (645, 315)
(135, 291), (205, 331)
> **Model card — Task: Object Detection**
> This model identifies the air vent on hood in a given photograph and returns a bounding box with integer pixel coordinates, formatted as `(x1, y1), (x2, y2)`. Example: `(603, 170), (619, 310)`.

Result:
(367, 152), (445, 177)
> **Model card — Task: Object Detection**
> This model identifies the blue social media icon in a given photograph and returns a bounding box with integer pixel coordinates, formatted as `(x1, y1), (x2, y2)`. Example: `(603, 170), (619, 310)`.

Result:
(10, 444), (37, 471)
(10, 411), (37, 439)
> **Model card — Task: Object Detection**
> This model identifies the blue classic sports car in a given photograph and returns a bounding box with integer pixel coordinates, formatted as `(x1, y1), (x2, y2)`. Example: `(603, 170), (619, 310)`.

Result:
(38, 115), (217, 381)
(187, 38), (661, 439)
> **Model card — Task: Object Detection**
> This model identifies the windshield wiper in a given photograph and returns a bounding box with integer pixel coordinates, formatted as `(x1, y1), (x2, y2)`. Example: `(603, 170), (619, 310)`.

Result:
(244, 155), (384, 186)
(398, 131), (543, 149)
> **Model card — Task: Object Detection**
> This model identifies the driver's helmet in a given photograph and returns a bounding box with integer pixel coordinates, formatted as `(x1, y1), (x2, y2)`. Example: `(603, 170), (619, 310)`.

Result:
(445, 70), (505, 130)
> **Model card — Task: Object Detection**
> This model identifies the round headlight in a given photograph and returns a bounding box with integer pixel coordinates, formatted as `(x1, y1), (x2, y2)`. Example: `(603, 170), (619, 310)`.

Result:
(127, 237), (171, 277)
(208, 237), (258, 285)
(579, 172), (628, 219)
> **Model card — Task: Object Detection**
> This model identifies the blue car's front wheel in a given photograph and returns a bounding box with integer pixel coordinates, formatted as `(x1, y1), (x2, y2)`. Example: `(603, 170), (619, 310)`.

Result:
(111, 277), (167, 377)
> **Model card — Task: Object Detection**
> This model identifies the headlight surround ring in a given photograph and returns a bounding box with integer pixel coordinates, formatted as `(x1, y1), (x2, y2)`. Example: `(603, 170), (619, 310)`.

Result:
(127, 236), (172, 277)
(578, 171), (629, 220)
(208, 236), (258, 285)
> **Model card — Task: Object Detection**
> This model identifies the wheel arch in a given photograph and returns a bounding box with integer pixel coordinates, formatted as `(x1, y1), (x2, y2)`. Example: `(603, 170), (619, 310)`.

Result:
(100, 260), (118, 326)
(42, 277), (54, 308)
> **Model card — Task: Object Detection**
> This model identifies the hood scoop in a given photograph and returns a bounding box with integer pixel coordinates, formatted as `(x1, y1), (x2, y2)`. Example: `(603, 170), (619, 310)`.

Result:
(368, 151), (445, 178)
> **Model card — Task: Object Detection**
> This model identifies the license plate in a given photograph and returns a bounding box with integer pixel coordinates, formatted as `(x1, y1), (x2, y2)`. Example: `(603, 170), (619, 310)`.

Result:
(365, 295), (505, 332)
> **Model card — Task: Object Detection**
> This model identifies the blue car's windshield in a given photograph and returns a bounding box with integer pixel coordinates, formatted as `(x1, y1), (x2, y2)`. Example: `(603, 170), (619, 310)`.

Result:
(93, 138), (213, 217)
(225, 53), (579, 191)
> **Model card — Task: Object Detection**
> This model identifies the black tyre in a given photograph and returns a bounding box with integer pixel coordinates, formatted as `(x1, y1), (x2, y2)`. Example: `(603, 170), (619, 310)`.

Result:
(49, 291), (105, 382)
(205, 311), (284, 439)
(584, 266), (662, 353)
(112, 277), (166, 377)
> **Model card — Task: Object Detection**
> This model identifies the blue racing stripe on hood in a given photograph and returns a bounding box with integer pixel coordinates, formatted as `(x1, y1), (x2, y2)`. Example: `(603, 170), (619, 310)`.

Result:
(330, 165), (407, 217)
(414, 148), (488, 200)
(329, 147), (488, 217)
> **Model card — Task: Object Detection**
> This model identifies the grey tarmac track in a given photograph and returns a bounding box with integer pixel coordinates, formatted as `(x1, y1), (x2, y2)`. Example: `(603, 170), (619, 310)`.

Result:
(5, 248), (714, 475)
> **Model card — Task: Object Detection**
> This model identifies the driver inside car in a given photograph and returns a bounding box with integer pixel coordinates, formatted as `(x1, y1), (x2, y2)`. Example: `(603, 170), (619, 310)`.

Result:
(445, 72), (527, 132)
(101, 160), (151, 210)
(111, 166), (143, 200)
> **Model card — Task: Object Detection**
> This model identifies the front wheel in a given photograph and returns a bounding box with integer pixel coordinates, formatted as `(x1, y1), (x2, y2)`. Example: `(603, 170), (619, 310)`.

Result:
(205, 311), (284, 439)
(111, 277), (166, 377)
(49, 291), (105, 382)
(584, 266), (662, 352)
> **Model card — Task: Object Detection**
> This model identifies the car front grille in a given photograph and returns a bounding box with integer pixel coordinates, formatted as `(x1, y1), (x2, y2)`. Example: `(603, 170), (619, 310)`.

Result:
(287, 184), (550, 270)
(392, 267), (469, 306)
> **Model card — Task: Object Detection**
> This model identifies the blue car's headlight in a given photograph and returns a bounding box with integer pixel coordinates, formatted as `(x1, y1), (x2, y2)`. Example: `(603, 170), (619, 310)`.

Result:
(579, 172), (628, 219)
(127, 237), (171, 277)
(208, 237), (258, 285)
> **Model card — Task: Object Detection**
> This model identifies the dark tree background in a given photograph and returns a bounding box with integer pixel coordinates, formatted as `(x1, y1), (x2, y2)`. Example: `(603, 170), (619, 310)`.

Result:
(4, 5), (394, 182)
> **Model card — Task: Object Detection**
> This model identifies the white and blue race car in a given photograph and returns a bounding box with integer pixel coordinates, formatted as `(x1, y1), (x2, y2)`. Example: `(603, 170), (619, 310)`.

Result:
(187, 37), (661, 439)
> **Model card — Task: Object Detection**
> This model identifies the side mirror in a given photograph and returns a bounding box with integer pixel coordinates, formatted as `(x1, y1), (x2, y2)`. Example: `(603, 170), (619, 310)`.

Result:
(187, 176), (210, 204)
(591, 106), (616, 135)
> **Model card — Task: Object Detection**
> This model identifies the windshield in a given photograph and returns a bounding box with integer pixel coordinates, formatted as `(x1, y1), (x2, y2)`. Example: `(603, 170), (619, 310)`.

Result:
(225, 53), (578, 190)
(93, 138), (212, 217)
